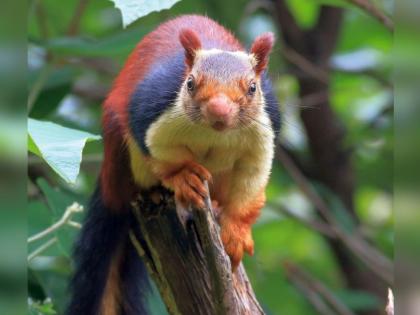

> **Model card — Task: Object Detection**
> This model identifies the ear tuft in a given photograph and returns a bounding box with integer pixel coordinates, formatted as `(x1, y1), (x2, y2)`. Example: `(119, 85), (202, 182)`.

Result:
(250, 32), (275, 75)
(179, 29), (202, 68)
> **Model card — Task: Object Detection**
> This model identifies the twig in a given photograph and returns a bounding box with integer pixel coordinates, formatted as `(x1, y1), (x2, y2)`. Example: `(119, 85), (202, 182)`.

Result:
(273, 0), (389, 303)
(28, 237), (58, 261)
(276, 146), (334, 224)
(272, 0), (306, 52)
(386, 289), (394, 315)
(281, 46), (330, 84)
(298, 91), (329, 109)
(271, 202), (336, 238)
(34, 0), (49, 40)
(276, 147), (393, 284)
(284, 261), (356, 315)
(345, 0), (394, 32)
(331, 64), (392, 88)
(28, 202), (83, 243)
(289, 276), (335, 315)
(66, 0), (90, 36)
(72, 82), (109, 102)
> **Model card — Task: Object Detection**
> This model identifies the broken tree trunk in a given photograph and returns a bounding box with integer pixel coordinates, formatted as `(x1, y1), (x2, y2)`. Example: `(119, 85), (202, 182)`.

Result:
(129, 185), (264, 315)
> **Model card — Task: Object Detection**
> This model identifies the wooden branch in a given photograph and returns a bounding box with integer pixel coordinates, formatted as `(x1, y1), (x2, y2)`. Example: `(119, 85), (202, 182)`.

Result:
(270, 202), (337, 238)
(345, 0), (394, 32)
(276, 147), (393, 285)
(280, 46), (329, 84)
(272, 0), (306, 53)
(274, 1), (389, 305)
(129, 185), (264, 315)
(312, 6), (344, 64)
(66, 0), (90, 36)
(386, 289), (394, 315)
(284, 261), (356, 315)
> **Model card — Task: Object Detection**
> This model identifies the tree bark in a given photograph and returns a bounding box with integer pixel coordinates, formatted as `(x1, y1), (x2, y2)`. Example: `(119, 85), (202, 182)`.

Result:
(129, 185), (264, 315)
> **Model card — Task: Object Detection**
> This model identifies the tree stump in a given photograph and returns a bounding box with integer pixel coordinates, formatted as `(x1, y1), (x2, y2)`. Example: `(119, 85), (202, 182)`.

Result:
(129, 185), (264, 315)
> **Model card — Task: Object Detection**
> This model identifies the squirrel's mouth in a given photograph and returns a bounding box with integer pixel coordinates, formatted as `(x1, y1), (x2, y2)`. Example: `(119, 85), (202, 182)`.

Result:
(211, 121), (228, 131)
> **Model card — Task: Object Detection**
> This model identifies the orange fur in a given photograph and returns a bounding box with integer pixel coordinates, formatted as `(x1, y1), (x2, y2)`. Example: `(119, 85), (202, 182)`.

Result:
(192, 76), (250, 105)
(155, 160), (212, 209)
(100, 248), (122, 315)
(186, 70), (262, 130)
(250, 32), (275, 75)
(179, 29), (202, 68)
(142, 104), (275, 266)
(219, 189), (266, 270)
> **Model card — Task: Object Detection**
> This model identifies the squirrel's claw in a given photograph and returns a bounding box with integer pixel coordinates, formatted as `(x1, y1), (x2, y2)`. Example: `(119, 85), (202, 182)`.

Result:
(168, 161), (211, 209)
(220, 217), (254, 271)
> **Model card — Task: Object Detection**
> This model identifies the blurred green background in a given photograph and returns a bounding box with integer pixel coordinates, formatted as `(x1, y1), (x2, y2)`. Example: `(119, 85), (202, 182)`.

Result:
(27, 0), (393, 314)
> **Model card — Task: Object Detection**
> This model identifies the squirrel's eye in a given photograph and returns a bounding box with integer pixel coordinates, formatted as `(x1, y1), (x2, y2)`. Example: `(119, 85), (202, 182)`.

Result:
(248, 82), (257, 95)
(186, 76), (195, 92)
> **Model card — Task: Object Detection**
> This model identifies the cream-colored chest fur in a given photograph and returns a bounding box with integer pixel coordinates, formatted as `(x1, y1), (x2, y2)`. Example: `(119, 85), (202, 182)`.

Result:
(128, 104), (275, 201)
(145, 108), (273, 175)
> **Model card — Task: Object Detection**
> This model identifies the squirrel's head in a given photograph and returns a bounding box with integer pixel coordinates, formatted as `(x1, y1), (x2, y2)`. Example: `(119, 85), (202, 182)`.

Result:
(178, 29), (275, 131)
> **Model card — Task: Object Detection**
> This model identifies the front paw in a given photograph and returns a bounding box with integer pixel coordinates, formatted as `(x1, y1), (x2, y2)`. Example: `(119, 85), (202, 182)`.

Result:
(167, 162), (211, 209)
(220, 219), (254, 271)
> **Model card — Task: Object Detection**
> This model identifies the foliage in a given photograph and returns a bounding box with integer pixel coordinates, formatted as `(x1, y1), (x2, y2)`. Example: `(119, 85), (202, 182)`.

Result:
(110, 0), (182, 27)
(28, 119), (100, 183)
(27, 0), (393, 314)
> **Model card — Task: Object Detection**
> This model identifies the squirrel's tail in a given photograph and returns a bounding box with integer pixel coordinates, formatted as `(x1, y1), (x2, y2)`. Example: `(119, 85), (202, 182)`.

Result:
(66, 185), (150, 315)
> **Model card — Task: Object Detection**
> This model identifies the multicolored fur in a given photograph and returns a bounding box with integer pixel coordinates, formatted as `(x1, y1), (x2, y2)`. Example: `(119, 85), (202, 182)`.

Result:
(67, 15), (280, 315)
(66, 187), (149, 315)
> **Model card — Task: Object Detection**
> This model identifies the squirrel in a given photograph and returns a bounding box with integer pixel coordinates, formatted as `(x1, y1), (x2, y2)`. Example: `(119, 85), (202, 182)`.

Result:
(66, 15), (280, 315)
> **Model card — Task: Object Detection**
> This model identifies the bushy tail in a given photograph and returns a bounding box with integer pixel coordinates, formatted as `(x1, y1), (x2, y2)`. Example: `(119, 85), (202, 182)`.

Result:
(66, 185), (150, 315)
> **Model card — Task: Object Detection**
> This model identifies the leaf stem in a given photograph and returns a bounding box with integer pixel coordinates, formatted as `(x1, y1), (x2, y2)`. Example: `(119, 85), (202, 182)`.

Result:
(28, 237), (58, 261)
(28, 202), (83, 243)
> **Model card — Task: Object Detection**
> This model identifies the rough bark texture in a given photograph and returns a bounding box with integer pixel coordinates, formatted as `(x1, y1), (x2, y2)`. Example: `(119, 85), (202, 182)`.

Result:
(129, 185), (264, 315)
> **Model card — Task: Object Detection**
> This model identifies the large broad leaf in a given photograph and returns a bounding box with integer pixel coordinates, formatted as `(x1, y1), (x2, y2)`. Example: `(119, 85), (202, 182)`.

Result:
(110, 0), (182, 27)
(42, 26), (152, 57)
(28, 118), (101, 183)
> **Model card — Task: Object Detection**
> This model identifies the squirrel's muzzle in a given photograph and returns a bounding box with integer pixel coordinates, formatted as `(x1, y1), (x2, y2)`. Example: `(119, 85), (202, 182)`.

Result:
(205, 94), (235, 131)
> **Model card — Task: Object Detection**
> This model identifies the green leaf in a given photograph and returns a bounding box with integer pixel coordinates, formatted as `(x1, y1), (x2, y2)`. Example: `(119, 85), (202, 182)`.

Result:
(285, 0), (320, 29)
(28, 298), (57, 315)
(28, 118), (101, 183)
(42, 26), (152, 57)
(110, 0), (182, 27)
(29, 256), (72, 315)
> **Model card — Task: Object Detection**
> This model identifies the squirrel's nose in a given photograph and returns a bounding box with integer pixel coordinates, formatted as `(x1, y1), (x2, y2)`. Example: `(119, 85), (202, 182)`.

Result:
(206, 94), (232, 120)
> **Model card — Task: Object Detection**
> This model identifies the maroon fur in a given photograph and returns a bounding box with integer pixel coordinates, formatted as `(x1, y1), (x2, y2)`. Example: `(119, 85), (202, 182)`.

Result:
(179, 29), (202, 68)
(250, 32), (275, 75)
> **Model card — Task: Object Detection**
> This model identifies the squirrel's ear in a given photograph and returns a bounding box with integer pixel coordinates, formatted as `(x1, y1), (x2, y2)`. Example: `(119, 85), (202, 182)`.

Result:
(179, 29), (202, 68)
(250, 32), (275, 75)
